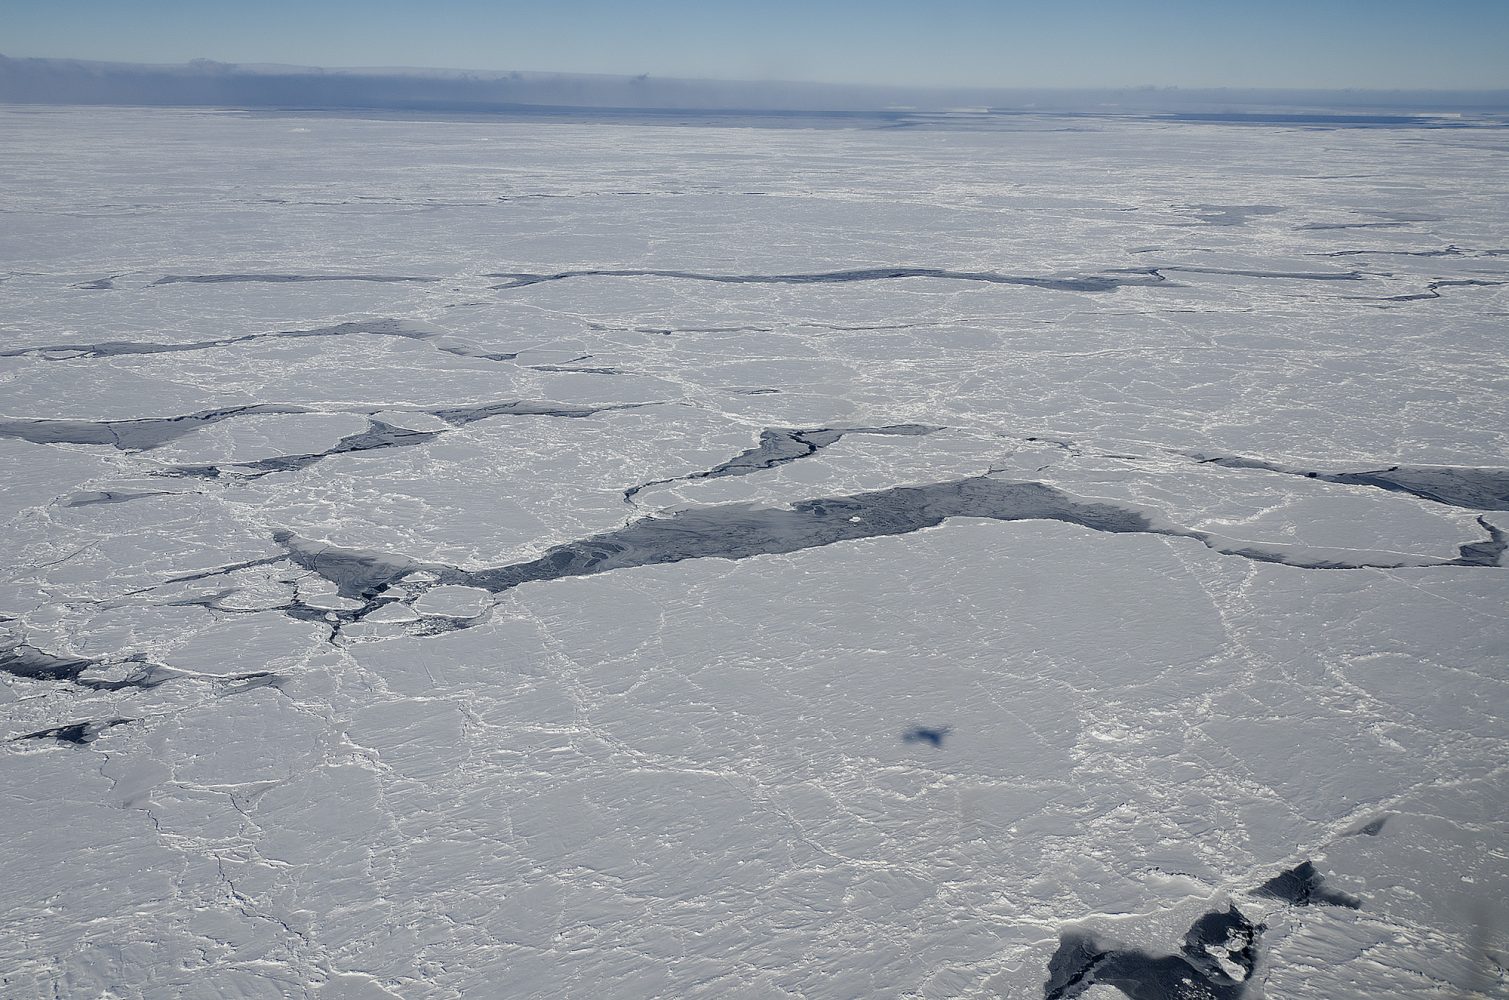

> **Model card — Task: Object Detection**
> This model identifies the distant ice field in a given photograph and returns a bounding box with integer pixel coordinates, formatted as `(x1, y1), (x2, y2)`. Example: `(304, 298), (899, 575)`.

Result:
(1, 106), (1506, 999)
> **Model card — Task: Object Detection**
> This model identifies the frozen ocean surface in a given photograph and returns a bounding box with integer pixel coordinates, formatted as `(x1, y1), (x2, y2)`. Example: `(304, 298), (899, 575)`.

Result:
(0, 105), (1506, 999)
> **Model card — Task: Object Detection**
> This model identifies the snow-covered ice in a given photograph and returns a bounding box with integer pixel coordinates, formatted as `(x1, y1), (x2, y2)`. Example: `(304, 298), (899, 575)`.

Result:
(1, 105), (1506, 999)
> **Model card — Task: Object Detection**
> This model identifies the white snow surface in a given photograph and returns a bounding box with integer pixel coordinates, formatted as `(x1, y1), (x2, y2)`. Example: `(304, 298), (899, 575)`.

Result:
(0, 106), (1506, 999)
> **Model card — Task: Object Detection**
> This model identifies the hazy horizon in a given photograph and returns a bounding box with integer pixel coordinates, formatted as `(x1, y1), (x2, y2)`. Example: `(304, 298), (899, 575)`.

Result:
(5, 53), (1509, 119)
(6, 0), (1509, 92)
(12, 51), (1509, 96)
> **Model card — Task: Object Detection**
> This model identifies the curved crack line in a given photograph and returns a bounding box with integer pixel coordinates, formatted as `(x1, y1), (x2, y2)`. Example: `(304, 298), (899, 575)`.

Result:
(1190, 454), (1509, 511)
(622, 423), (942, 505)
(488, 266), (1168, 292)
(487, 264), (1371, 293)
(0, 319), (524, 366)
(251, 474), (1502, 643)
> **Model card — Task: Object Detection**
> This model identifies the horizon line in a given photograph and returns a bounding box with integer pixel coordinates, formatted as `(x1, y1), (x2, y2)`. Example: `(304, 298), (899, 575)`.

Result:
(4, 54), (1509, 118)
(8, 52), (1509, 97)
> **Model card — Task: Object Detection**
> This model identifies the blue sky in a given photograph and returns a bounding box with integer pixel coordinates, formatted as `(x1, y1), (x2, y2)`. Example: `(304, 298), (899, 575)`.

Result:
(6, 0), (1508, 89)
